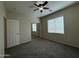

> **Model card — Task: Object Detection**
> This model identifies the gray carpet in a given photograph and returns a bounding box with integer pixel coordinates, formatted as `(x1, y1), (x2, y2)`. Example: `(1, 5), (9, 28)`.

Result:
(5, 37), (79, 58)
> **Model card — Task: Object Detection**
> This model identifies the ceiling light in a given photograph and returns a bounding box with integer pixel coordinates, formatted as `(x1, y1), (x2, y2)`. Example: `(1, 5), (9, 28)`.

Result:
(39, 7), (43, 10)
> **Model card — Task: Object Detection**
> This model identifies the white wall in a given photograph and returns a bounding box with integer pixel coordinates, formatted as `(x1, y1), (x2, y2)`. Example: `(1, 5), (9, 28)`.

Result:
(0, 17), (4, 58)
(19, 16), (32, 44)
(0, 2), (6, 58)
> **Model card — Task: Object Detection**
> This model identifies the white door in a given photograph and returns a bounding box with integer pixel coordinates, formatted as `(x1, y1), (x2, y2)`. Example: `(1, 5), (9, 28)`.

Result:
(7, 20), (20, 48)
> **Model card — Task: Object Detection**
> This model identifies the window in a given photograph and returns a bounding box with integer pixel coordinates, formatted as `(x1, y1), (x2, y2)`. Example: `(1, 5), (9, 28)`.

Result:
(32, 23), (37, 32)
(48, 16), (64, 34)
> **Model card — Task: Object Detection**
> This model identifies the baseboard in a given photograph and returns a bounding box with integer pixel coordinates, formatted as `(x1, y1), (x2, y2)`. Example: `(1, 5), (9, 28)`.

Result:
(39, 37), (79, 49)
(6, 41), (31, 49)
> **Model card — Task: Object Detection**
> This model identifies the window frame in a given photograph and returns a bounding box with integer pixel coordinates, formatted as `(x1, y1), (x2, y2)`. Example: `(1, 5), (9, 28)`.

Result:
(47, 16), (64, 34)
(32, 23), (37, 32)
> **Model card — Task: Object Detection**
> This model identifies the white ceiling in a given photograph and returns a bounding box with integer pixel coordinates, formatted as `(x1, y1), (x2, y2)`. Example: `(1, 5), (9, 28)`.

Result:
(4, 1), (77, 18)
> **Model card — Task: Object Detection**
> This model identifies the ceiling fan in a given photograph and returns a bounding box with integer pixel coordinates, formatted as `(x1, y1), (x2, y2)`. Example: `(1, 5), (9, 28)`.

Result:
(30, 1), (52, 13)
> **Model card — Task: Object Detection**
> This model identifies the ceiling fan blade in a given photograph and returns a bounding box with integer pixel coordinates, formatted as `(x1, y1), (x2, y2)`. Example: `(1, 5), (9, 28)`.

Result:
(33, 3), (39, 7)
(29, 5), (35, 8)
(43, 7), (49, 9)
(43, 1), (48, 6)
(33, 8), (39, 11)
(38, 4), (42, 7)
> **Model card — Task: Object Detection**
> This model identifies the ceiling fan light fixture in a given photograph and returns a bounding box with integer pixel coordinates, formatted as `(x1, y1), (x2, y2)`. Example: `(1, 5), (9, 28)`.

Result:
(40, 10), (43, 13)
(39, 7), (43, 10)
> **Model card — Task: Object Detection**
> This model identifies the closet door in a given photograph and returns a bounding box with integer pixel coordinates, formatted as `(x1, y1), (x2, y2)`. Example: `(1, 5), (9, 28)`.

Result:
(7, 20), (20, 48)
